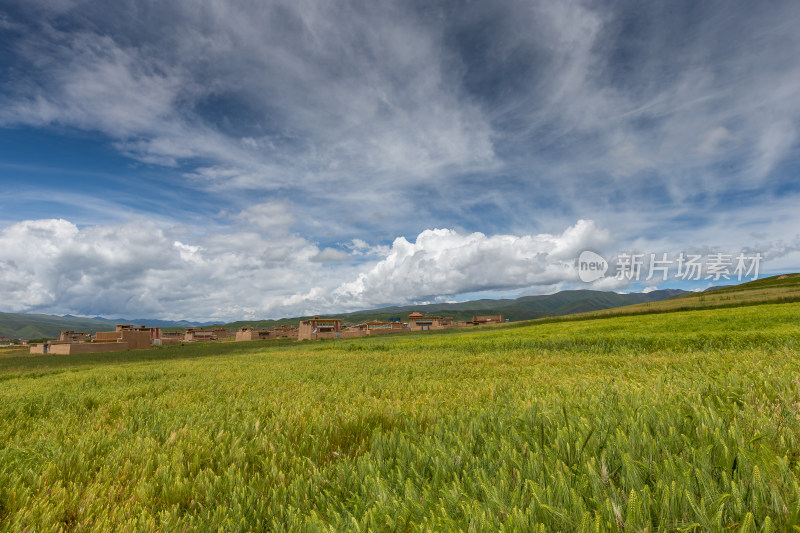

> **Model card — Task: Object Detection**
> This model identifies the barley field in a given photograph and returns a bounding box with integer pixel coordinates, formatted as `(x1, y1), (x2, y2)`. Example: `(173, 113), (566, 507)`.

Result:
(2, 303), (800, 531)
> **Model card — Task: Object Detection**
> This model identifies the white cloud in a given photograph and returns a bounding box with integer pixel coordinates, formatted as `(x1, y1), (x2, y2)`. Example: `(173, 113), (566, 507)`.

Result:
(0, 216), (331, 320)
(325, 220), (611, 309)
(311, 248), (351, 263)
(231, 202), (295, 235)
(0, 0), (496, 198)
(0, 216), (616, 320)
(2, 213), (796, 320)
(697, 126), (736, 156)
(752, 120), (797, 179)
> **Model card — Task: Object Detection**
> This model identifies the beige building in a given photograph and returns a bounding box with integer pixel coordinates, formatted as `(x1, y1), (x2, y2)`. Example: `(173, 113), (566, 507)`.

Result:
(59, 331), (89, 343)
(472, 315), (504, 325)
(235, 324), (300, 342)
(359, 321), (406, 335)
(94, 325), (153, 350)
(298, 317), (342, 340)
(235, 327), (273, 341)
(407, 312), (454, 331)
(31, 324), (154, 354)
(160, 330), (185, 345)
(272, 325), (298, 339)
(184, 328), (230, 342)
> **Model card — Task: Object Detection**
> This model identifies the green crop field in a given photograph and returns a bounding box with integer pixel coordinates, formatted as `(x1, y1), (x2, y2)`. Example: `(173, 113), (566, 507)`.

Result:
(2, 301), (800, 531)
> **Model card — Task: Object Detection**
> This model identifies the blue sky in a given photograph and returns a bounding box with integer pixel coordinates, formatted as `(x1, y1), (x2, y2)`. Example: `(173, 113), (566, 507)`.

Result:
(1, 0), (799, 321)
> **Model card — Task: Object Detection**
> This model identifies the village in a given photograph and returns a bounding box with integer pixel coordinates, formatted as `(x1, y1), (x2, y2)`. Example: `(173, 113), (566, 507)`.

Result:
(23, 313), (506, 354)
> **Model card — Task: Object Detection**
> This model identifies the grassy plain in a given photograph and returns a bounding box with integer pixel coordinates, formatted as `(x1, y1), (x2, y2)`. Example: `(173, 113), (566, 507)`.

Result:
(1, 301), (800, 531)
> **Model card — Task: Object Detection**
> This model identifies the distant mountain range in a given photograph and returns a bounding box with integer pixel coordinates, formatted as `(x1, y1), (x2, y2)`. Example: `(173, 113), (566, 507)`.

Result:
(222, 288), (690, 331)
(0, 313), (216, 340)
(0, 288), (689, 339)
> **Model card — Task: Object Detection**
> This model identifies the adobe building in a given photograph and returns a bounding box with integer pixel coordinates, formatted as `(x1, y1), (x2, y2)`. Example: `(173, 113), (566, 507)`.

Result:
(407, 312), (454, 331)
(359, 321), (406, 335)
(59, 331), (89, 343)
(29, 330), (89, 354)
(472, 315), (504, 325)
(235, 325), (299, 342)
(94, 325), (153, 350)
(235, 327), (273, 341)
(160, 330), (185, 345)
(298, 317), (342, 340)
(272, 325), (298, 339)
(184, 328), (230, 342)
(31, 325), (154, 354)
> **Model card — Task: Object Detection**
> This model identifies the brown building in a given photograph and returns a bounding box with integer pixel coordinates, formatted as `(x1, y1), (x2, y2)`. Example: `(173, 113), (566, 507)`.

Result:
(472, 315), (504, 325)
(359, 321), (406, 335)
(298, 317), (342, 340)
(184, 328), (230, 342)
(59, 331), (89, 343)
(272, 325), (298, 339)
(235, 325), (299, 342)
(235, 327), (273, 341)
(407, 312), (454, 331)
(94, 325), (153, 350)
(159, 330), (185, 345)
(31, 324), (153, 354)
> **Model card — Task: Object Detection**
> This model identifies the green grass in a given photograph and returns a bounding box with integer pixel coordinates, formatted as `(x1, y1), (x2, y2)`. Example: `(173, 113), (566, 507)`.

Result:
(1, 303), (800, 531)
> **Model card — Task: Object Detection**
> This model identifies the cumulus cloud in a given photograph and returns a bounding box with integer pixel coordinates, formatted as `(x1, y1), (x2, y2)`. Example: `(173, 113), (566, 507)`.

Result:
(0, 217), (616, 320)
(0, 217), (332, 320)
(2, 213), (796, 320)
(324, 220), (611, 309)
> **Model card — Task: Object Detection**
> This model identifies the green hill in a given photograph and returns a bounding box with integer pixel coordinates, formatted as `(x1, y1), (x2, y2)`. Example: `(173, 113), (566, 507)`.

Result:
(0, 312), (117, 340)
(217, 288), (687, 330)
(506, 273), (800, 327)
(7, 273), (796, 338)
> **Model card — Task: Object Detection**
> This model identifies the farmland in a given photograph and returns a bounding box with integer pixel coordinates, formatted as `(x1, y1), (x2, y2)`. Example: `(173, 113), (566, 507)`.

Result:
(2, 301), (800, 531)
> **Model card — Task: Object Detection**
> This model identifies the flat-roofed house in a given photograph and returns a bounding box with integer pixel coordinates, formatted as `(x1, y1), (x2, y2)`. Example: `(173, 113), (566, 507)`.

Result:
(236, 325), (299, 341)
(359, 321), (406, 335)
(32, 324), (154, 354)
(272, 325), (298, 338)
(472, 315), (504, 325)
(298, 317), (342, 340)
(160, 330), (184, 345)
(184, 328), (230, 342)
(235, 328), (273, 341)
(59, 331), (89, 343)
(407, 312), (454, 331)
(94, 325), (153, 350)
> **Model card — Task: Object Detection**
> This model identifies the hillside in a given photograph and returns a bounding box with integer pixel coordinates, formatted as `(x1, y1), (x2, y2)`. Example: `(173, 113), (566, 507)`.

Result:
(5, 275), (797, 338)
(0, 312), (117, 340)
(0, 313), (214, 340)
(220, 288), (687, 330)
(506, 273), (800, 327)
